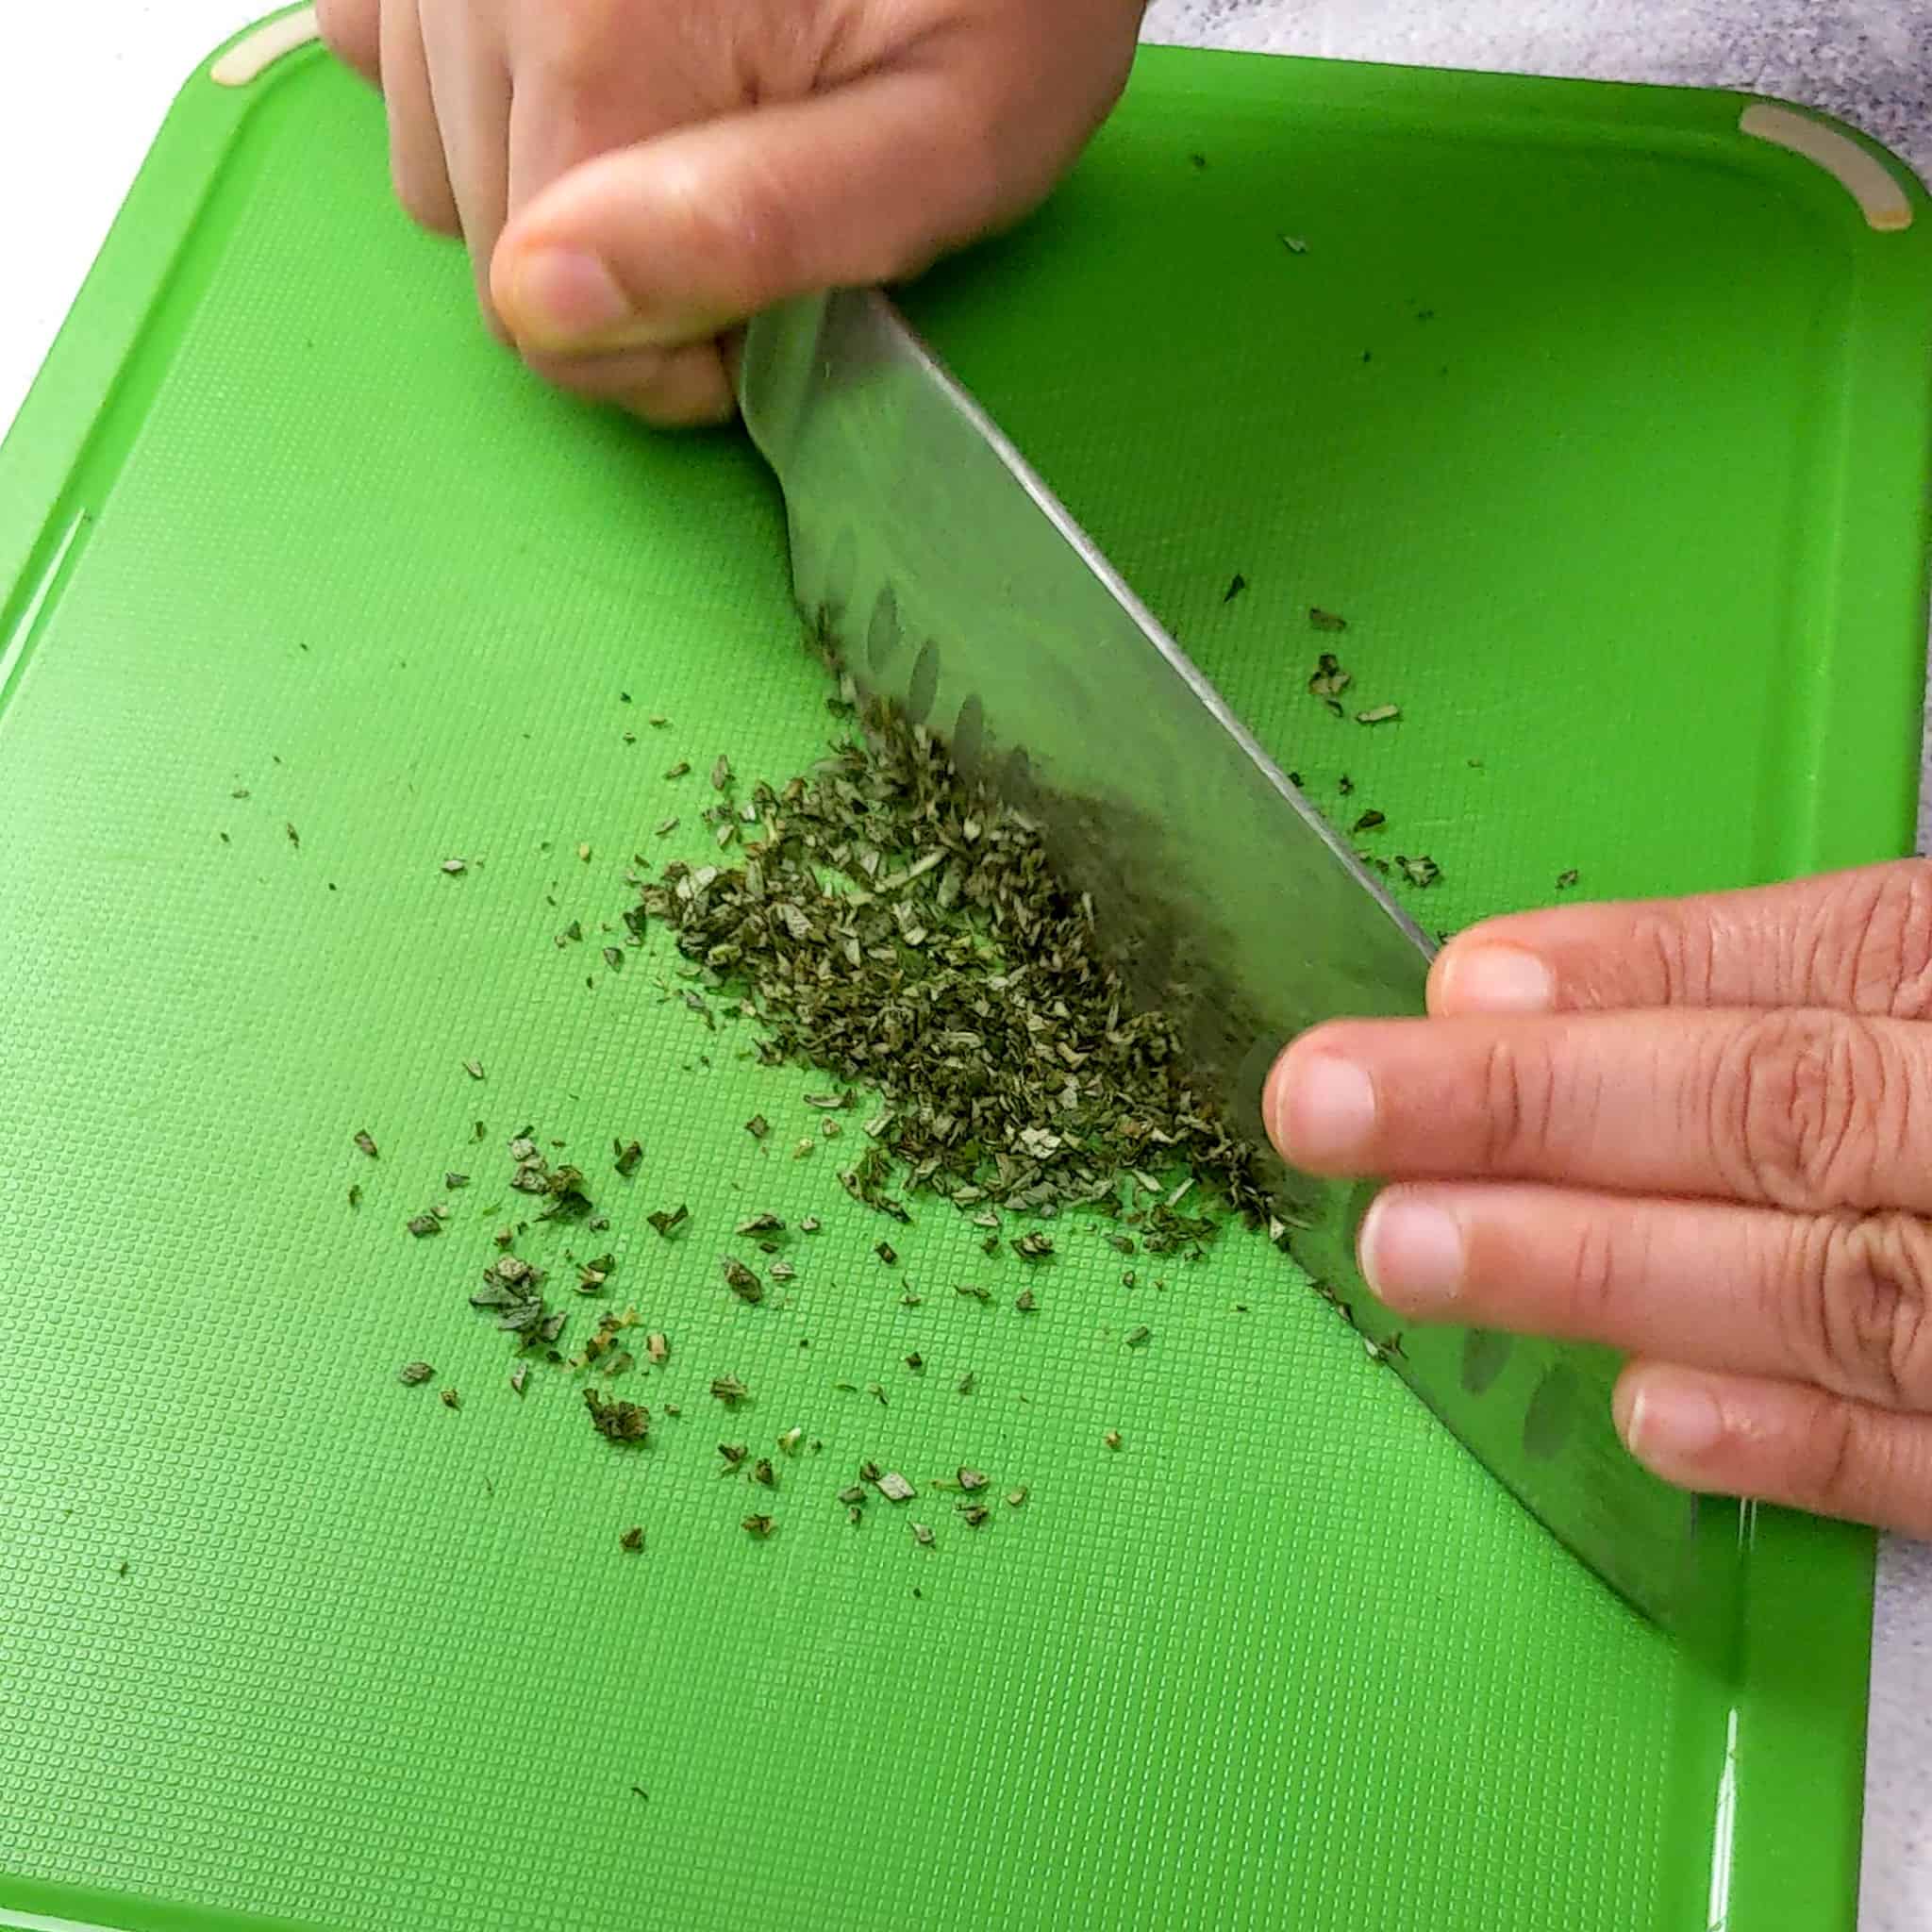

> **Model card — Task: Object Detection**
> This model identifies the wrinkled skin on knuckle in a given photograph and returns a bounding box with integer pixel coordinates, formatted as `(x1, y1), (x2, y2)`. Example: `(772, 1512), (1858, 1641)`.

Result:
(1710, 1010), (1889, 1209)
(1476, 1034), (1559, 1172)
(1562, 1212), (1624, 1331)
(1807, 1212), (1932, 1407)
(1821, 860), (1932, 1019)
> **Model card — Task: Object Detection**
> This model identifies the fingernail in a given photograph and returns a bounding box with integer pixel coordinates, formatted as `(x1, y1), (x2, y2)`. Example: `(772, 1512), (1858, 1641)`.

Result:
(507, 247), (638, 349)
(1439, 944), (1555, 1014)
(1359, 1194), (1464, 1308)
(1618, 1374), (1725, 1476)
(1271, 1052), (1376, 1166)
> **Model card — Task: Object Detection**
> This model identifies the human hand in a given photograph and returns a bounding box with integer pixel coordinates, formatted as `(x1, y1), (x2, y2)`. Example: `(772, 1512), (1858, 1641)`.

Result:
(315, 0), (1144, 424)
(1263, 860), (1932, 1536)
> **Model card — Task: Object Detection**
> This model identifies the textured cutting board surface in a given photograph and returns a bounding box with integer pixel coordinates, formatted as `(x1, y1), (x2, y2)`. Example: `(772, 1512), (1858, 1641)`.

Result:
(0, 30), (1926, 1932)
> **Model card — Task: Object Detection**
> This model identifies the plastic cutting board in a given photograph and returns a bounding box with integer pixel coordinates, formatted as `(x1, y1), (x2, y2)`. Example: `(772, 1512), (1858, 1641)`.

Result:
(2, 21), (1929, 1932)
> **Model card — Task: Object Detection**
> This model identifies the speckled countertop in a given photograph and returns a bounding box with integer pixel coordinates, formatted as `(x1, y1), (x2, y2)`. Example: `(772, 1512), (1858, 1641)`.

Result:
(3, 6), (1931, 1927)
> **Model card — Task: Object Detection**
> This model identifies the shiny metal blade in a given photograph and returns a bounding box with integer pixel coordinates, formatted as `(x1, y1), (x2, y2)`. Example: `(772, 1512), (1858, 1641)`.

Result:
(738, 287), (1699, 1626)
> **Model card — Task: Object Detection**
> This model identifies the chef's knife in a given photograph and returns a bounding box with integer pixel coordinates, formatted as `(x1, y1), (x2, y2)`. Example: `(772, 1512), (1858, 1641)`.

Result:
(738, 287), (1701, 1627)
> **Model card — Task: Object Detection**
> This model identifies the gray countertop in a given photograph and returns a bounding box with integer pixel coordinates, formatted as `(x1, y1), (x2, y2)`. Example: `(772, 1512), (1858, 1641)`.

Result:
(4, 6), (1930, 1926)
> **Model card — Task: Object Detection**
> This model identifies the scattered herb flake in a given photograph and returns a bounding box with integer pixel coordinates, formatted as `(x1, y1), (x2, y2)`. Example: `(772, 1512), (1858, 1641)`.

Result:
(398, 1361), (434, 1386)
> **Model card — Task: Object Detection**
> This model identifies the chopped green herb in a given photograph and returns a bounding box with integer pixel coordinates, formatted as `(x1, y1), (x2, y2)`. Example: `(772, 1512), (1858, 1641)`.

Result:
(1351, 810), (1386, 833)
(1396, 854), (1442, 888)
(613, 1139), (643, 1177)
(398, 1361), (435, 1386)
(1357, 705), (1401, 725)
(910, 1522), (935, 1547)
(744, 1114), (770, 1141)
(1125, 1324), (1152, 1349)
(354, 1130), (378, 1159)
(1557, 868), (1580, 891)
(741, 1514), (775, 1538)
(1104, 1429), (1123, 1450)
(440, 1388), (460, 1409)
(406, 1212), (441, 1239)
(721, 1256), (764, 1303)
(619, 1525), (644, 1554)
(584, 1389), (650, 1443)
(711, 1374), (749, 1406)
(646, 1203), (689, 1238)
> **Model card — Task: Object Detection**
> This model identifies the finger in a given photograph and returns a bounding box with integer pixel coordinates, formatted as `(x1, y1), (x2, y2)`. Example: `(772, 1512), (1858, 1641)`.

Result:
(521, 341), (734, 427)
(1613, 1360), (1932, 1536)
(1431, 859), (1932, 1022)
(1361, 1183), (1932, 1409)
(1265, 1006), (1932, 1214)
(419, 1), (511, 329)
(503, 52), (696, 223)
(491, 66), (1022, 358)
(380, 0), (458, 234)
(315, 0), (382, 86)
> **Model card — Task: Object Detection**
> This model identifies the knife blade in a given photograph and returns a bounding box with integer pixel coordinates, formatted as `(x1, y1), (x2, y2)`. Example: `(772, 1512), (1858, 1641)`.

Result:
(737, 286), (1701, 1626)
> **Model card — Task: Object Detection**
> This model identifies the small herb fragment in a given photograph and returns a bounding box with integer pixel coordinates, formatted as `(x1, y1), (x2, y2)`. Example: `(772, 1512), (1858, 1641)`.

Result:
(721, 1256), (764, 1304)
(584, 1389), (650, 1443)
(619, 1525), (644, 1554)
(354, 1130), (378, 1158)
(398, 1361), (435, 1386)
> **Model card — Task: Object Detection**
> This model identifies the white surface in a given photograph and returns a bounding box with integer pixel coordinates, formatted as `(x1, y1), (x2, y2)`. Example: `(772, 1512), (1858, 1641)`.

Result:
(2, 5), (1929, 1926)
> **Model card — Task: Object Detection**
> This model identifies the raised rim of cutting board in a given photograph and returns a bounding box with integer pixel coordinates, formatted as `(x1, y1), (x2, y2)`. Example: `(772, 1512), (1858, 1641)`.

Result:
(1, 18), (1929, 1932)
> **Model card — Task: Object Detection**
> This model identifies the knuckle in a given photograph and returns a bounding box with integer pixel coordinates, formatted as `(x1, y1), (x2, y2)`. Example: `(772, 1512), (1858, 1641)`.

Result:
(1562, 1213), (1625, 1331)
(391, 153), (457, 235)
(1476, 1034), (1561, 1171)
(525, 0), (652, 103)
(1795, 1396), (1869, 1518)
(1635, 908), (1719, 1008)
(315, 0), (380, 75)
(1804, 1213), (1932, 1406)
(1710, 1011), (1885, 1208)
(1823, 861), (1932, 1018)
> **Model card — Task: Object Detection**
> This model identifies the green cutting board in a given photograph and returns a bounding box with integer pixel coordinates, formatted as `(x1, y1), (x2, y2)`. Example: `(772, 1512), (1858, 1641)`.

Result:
(2, 19), (1928, 1932)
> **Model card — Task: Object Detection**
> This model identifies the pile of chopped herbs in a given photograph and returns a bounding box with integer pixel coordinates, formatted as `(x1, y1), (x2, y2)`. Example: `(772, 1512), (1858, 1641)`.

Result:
(633, 715), (1274, 1242)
